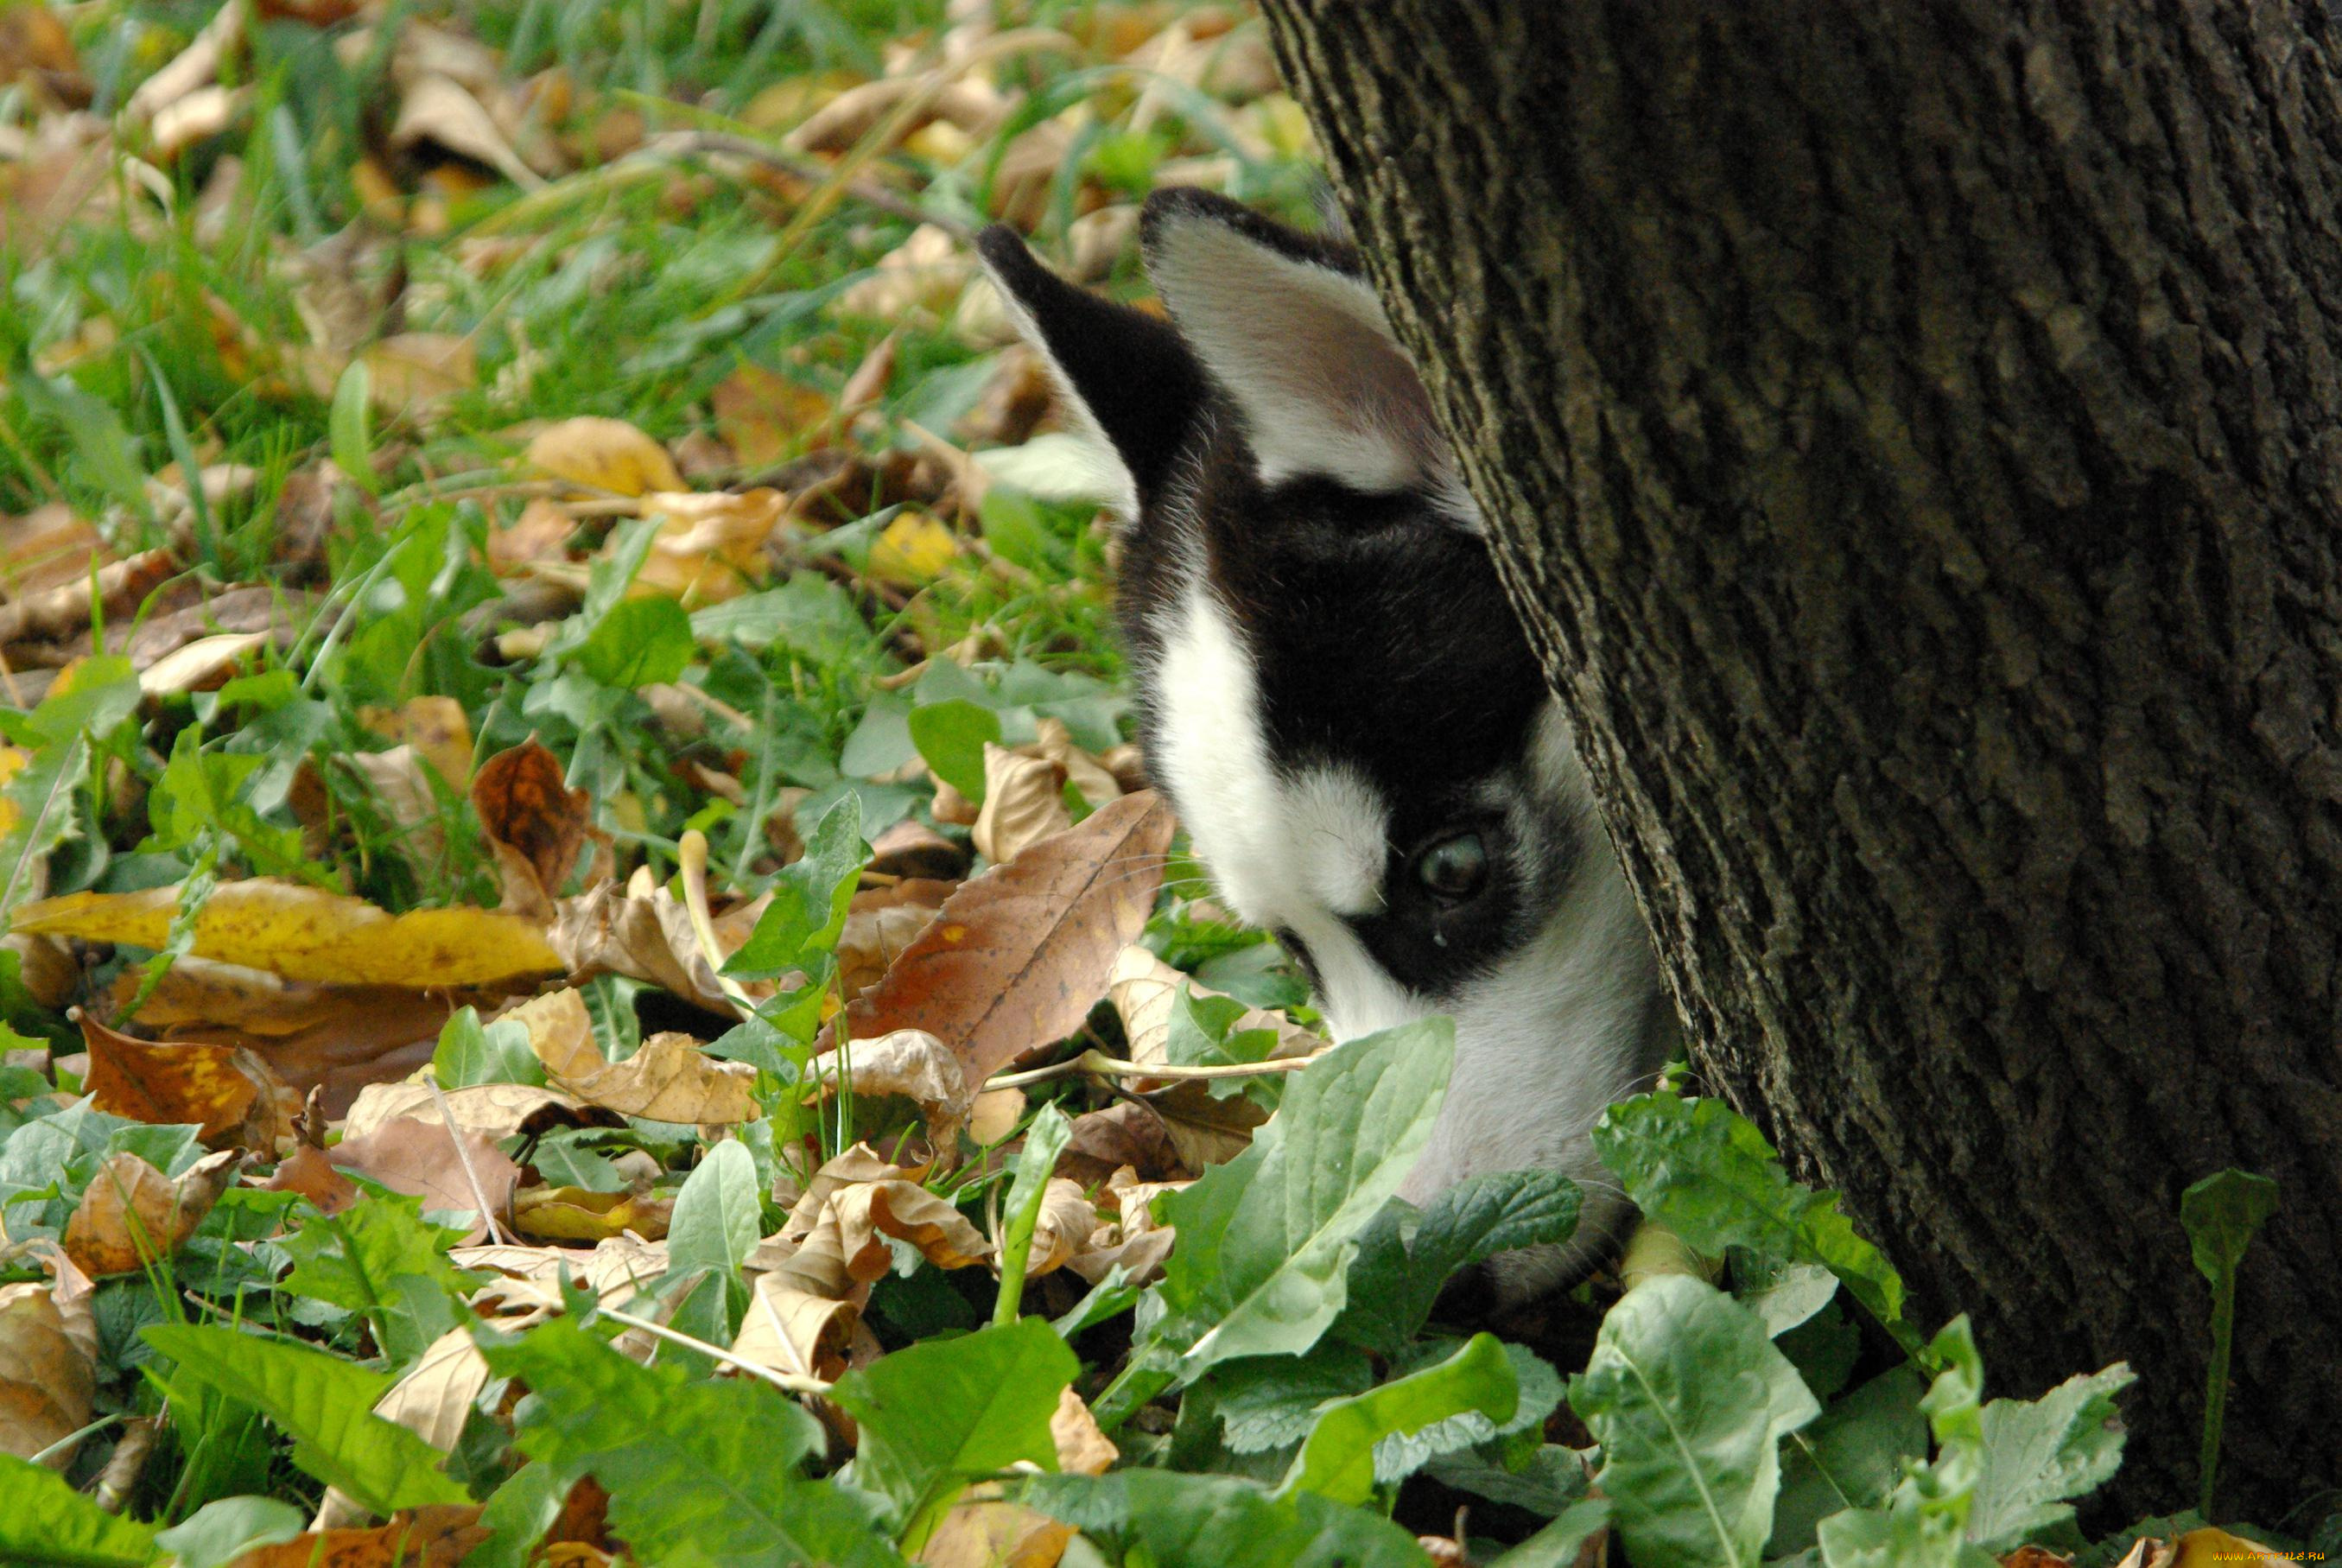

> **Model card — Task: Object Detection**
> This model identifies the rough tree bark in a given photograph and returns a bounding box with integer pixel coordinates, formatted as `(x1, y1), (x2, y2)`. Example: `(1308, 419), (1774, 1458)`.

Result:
(1257, 0), (2342, 1519)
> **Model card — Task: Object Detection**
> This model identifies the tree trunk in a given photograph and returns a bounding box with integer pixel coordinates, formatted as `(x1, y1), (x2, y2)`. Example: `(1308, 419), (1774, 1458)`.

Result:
(1256, 0), (2342, 1520)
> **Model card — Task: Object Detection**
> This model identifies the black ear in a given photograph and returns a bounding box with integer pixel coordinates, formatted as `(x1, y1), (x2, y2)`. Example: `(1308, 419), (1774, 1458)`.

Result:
(975, 225), (1209, 517)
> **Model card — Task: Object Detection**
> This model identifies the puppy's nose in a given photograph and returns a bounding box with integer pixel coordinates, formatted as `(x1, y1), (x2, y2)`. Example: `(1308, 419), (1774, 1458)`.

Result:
(1426, 1260), (1501, 1326)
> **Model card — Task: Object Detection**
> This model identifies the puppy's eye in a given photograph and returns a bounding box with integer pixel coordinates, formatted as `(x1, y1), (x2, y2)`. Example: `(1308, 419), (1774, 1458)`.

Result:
(1413, 833), (1488, 901)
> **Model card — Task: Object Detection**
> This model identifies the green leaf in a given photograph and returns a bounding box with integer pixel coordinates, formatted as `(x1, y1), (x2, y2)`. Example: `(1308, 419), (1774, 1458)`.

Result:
(0, 1454), (160, 1567)
(1373, 1341), (1563, 1486)
(726, 794), (866, 978)
(1493, 1498), (1615, 1568)
(1594, 1090), (1912, 1349)
(1967, 1364), (2136, 1552)
(907, 698), (1000, 801)
(1215, 1344), (1377, 1454)
(153, 1495), (306, 1568)
(993, 1101), (1074, 1324)
(1424, 1444), (1589, 1518)
(329, 359), (379, 494)
(486, 1317), (902, 1568)
(1020, 1470), (1431, 1568)
(434, 1006), (546, 1089)
(466, 1463), (573, 1568)
(1338, 1169), (1583, 1354)
(1149, 1018), (1455, 1377)
(1817, 1320), (1994, 1568)
(142, 1324), (467, 1514)
(830, 1317), (1077, 1546)
(2179, 1168), (2275, 1520)
(1771, 1368), (1929, 1556)
(670, 1137), (761, 1275)
(277, 1194), (475, 1368)
(1569, 1274), (1821, 1568)
(1283, 1332), (1516, 1506)
(689, 575), (871, 659)
(576, 595), (695, 689)
(0, 658), (142, 920)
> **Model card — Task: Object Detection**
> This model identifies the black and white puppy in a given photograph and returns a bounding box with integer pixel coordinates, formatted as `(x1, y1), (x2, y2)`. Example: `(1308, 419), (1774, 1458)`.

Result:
(978, 190), (1678, 1299)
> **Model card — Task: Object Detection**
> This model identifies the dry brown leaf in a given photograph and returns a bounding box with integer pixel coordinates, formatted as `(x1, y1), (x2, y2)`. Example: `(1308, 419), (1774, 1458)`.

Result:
(361, 697), (474, 791)
(838, 224), (972, 320)
(548, 876), (773, 1018)
(512, 1186), (674, 1244)
(330, 1117), (521, 1244)
(0, 501), (102, 598)
(711, 365), (830, 467)
(63, 1150), (239, 1277)
(1148, 1081), (1269, 1173)
(12, 880), (566, 987)
(2168, 1531), (2294, 1568)
(0, 1274), (95, 1465)
(732, 1259), (857, 1385)
(1051, 1385), (1118, 1475)
(866, 821), (970, 882)
(364, 333), (477, 418)
(972, 744), (1073, 865)
(233, 1505), (487, 1568)
(118, 957), (455, 1118)
(334, 745), (454, 872)
(635, 489), (786, 604)
(505, 987), (600, 1080)
(1023, 1178), (1099, 1279)
(454, 1235), (669, 1318)
(831, 1178), (992, 1276)
(526, 417), (684, 497)
(917, 1500), (1072, 1568)
(838, 891), (946, 1006)
(846, 790), (1176, 1089)
(393, 73), (544, 190)
(135, 629), (269, 696)
(488, 495), (579, 575)
(1107, 943), (1318, 1090)
(1061, 1100), (1184, 1184)
(473, 738), (591, 917)
(374, 1327), (491, 1455)
(263, 1143), (359, 1215)
(782, 1143), (924, 1239)
(807, 1029), (973, 1152)
(341, 1079), (609, 1144)
(80, 1011), (298, 1150)
(542, 1028), (758, 1126)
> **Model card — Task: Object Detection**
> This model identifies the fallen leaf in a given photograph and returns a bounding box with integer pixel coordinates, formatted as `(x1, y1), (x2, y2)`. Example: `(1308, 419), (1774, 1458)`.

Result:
(135, 630), (270, 697)
(455, 1234), (669, 1319)
(917, 1499), (1072, 1568)
(233, 1505), (487, 1568)
(393, 73), (545, 189)
(1051, 1385), (1117, 1476)
(868, 507), (961, 587)
(866, 822), (970, 882)
(972, 743), (1072, 864)
(2170, 1531), (2294, 1568)
(635, 489), (786, 603)
(539, 1027), (758, 1126)
(846, 790), (1176, 1090)
(80, 1011), (299, 1150)
(711, 365), (830, 467)
(488, 496), (580, 575)
(837, 223), (971, 319)
(119, 957), (456, 1117)
(63, 1150), (240, 1276)
(330, 1117), (522, 1243)
(549, 876), (774, 1018)
(805, 1028), (972, 1152)
(838, 887), (948, 1006)
(526, 417), (684, 497)
(12, 880), (567, 987)
(361, 697), (475, 792)
(1023, 1178), (1100, 1279)
(264, 1144), (359, 1215)
(1107, 943), (1318, 1089)
(342, 1079), (612, 1144)
(512, 1185), (673, 1244)
(1060, 1100), (1184, 1184)
(375, 1326), (492, 1454)
(0, 1274), (95, 1465)
(364, 333), (478, 417)
(733, 1242), (858, 1384)
(473, 738), (591, 916)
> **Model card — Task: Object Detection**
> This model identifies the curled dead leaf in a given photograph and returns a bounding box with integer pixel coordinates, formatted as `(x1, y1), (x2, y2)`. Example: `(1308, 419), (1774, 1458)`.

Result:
(807, 1029), (973, 1154)
(845, 790), (1177, 1090)
(473, 738), (591, 917)
(539, 1026), (758, 1126)
(0, 1273), (96, 1465)
(263, 1143), (359, 1215)
(12, 880), (566, 987)
(1107, 943), (1318, 1090)
(635, 488), (786, 604)
(80, 1011), (299, 1150)
(972, 744), (1072, 865)
(549, 878), (774, 1018)
(525, 416), (684, 497)
(1022, 1178), (1099, 1280)
(63, 1150), (240, 1277)
(512, 1186), (674, 1244)
(733, 1259), (857, 1386)
(375, 1326), (492, 1455)
(342, 1079), (613, 1144)
(232, 1505), (487, 1568)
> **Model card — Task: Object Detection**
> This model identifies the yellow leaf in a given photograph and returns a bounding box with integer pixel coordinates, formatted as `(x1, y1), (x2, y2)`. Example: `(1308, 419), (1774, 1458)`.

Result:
(869, 508), (960, 586)
(0, 746), (28, 837)
(525, 416), (685, 497)
(10, 880), (566, 987)
(363, 333), (477, 417)
(710, 365), (829, 467)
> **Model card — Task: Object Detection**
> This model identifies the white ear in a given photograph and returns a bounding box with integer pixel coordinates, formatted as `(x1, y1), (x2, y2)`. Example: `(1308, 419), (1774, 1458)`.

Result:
(1144, 201), (1445, 494)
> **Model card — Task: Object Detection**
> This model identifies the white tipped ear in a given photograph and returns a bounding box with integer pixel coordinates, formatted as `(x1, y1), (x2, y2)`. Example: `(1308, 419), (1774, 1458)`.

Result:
(1144, 203), (1445, 495)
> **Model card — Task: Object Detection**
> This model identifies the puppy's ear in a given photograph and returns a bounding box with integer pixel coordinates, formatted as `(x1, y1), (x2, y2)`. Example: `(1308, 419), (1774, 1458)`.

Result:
(975, 225), (1209, 518)
(1140, 188), (1446, 497)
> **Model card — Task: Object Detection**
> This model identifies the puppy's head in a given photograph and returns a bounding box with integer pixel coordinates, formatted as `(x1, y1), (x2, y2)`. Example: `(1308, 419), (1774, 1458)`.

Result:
(980, 194), (1674, 1297)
